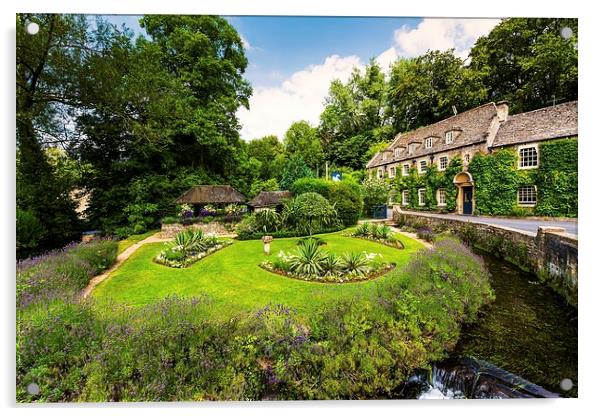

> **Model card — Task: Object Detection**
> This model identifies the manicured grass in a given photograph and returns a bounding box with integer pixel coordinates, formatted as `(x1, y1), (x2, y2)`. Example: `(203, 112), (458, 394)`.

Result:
(93, 230), (425, 317)
(117, 230), (159, 254)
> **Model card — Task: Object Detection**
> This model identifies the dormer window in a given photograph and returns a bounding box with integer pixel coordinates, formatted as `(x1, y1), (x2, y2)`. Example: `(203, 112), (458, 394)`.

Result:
(445, 131), (454, 144)
(394, 148), (402, 159)
(382, 152), (387, 161)
(425, 137), (433, 149)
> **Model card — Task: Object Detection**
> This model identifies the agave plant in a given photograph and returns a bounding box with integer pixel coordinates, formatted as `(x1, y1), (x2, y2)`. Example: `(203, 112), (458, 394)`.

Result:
(322, 252), (342, 276)
(375, 225), (391, 240)
(254, 209), (281, 233)
(289, 238), (327, 276)
(353, 222), (370, 237)
(340, 252), (371, 276)
(173, 230), (205, 254)
(369, 223), (381, 239)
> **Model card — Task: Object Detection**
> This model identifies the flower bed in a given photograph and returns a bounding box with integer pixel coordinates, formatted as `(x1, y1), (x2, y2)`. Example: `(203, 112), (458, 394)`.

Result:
(154, 230), (233, 268)
(345, 222), (405, 249)
(260, 239), (395, 283)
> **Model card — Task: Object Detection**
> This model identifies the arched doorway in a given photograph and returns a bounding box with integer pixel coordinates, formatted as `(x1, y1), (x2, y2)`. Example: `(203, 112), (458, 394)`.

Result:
(453, 172), (475, 215)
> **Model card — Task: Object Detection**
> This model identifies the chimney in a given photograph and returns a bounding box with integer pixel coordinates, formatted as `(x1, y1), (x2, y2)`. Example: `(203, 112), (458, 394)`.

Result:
(496, 101), (509, 122)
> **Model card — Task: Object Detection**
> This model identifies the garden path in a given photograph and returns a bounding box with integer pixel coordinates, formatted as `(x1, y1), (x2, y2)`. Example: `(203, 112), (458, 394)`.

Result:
(80, 232), (170, 299)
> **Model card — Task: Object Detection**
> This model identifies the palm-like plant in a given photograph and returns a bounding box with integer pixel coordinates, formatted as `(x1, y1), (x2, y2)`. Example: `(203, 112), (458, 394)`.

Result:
(254, 209), (281, 233)
(289, 238), (327, 276)
(375, 225), (391, 240)
(369, 223), (381, 239)
(340, 252), (371, 276)
(322, 252), (342, 276)
(353, 222), (370, 237)
(173, 230), (205, 254)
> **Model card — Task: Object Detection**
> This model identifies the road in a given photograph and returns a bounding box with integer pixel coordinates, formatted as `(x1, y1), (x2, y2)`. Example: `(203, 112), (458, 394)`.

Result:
(392, 210), (577, 237)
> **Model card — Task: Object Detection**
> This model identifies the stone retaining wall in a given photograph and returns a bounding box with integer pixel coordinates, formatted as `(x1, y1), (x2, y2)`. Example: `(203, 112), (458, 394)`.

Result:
(392, 209), (578, 307)
(160, 222), (233, 238)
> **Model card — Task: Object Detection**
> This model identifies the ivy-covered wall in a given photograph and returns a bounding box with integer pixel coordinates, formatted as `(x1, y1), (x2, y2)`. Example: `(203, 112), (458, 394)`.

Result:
(389, 137), (577, 217)
(469, 138), (577, 217)
(393, 156), (463, 212)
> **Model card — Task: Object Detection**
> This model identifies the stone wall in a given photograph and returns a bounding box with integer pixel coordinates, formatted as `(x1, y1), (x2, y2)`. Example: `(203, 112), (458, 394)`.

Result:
(392, 209), (578, 307)
(160, 222), (234, 238)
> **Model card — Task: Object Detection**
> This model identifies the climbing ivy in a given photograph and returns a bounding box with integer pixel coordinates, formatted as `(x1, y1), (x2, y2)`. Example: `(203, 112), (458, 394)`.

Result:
(534, 138), (578, 217)
(394, 156), (462, 212)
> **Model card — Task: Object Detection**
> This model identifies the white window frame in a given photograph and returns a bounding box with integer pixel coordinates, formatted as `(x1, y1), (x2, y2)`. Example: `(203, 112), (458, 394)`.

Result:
(377, 168), (384, 178)
(518, 144), (539, 169)
(425, 137), (433, 149)
(402, 190), (409, 206)
(389, 166), (396, 178)
(437, 189), (447, 206)
(517, 185), (537, 206)
(394, 148), (402, 159)
(402, 164), (410, 176)
(438, 155), (448, 171)
(445, 131), (454, 144)
(419, 160), (428, 174)
(464, 153), (471, 164)
(418, 188), (426, 206)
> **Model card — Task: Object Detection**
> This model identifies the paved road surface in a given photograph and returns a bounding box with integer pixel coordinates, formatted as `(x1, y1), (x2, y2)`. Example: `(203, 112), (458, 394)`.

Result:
(393, 210), (577, 237)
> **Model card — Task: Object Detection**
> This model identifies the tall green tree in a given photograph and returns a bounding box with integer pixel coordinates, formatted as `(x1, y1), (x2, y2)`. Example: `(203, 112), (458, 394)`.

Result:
(319, 60), (391, 170)
(386, 50), (487, 134)
(16, 14), (123, 251)
(283, 121), (324, 174)
(247, 135), (285, 181)
(469, 18), (578, 113)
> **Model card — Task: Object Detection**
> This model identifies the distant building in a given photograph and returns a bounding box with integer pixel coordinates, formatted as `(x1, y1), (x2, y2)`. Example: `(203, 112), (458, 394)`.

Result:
(247, 191), (292, 212)
(366, 101), (578, 215)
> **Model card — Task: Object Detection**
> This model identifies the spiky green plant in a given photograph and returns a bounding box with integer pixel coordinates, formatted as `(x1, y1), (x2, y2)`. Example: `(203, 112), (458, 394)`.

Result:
(375, 225), (391, 240)
(369, 223), (380, 239)
(353, 222), (370, 237)
(172, 230), (205, 254)
(322, 252), (342, 276)
(289, 238), (327, 277)
(340, 252), (371, 276)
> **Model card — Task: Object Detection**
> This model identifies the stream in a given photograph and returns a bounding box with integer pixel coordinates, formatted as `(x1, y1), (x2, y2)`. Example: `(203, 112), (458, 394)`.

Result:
(407, 250), (578, 399)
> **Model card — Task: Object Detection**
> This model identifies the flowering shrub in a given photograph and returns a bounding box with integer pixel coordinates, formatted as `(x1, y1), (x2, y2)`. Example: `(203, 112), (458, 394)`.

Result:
(16, 238), (118, 308)
(261, 239), (393, 283)
(416, 226), (436, 242)
(179, 203), (194, 218)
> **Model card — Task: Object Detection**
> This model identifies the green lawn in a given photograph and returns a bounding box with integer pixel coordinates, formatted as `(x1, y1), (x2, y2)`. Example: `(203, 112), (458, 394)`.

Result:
(117, 230), (160, 254)
(93, 230), (425, 317)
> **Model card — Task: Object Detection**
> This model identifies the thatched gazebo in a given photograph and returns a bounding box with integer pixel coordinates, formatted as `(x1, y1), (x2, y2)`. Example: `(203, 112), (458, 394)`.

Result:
(247, 191), (292, 212)
(175, 185), (246, 205)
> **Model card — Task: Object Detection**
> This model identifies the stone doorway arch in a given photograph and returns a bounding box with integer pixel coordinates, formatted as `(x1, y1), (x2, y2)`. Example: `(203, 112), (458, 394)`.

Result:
(453, 171), (475, 215)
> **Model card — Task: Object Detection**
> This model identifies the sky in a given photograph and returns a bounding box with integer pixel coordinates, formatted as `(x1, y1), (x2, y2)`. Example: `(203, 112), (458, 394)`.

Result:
(102, 15), (501, 141)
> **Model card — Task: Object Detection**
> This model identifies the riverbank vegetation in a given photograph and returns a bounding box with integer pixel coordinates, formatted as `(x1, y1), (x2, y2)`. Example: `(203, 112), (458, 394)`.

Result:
(17, 237), (494, 401)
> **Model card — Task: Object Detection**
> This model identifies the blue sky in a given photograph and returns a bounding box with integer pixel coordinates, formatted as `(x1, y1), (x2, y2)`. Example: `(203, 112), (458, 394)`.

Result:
(101, 15), (500, 140)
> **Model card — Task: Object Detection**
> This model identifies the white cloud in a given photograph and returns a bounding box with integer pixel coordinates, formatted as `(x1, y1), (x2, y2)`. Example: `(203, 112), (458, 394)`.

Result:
(392, 18), (500, 61)
(237, 55), (362, 141)
(238, 18), (500, 141)
(240, 35), (251, 50)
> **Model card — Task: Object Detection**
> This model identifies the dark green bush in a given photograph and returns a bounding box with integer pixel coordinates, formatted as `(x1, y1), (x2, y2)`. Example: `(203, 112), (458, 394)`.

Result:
(290, 177), (330, 197)
(328, 181), (363, 226)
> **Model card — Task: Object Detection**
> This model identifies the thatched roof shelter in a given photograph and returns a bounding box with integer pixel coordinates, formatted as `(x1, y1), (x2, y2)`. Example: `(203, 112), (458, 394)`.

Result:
(175, 185), (246, 204)
(247, 191), (292, 208)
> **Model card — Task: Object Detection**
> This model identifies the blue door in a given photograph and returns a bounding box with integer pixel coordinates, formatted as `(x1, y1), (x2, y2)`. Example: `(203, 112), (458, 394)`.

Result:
(463, 186), (473, 215)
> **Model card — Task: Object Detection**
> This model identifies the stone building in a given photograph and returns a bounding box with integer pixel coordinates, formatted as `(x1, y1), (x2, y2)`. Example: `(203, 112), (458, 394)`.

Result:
(366, 101), (578, 215)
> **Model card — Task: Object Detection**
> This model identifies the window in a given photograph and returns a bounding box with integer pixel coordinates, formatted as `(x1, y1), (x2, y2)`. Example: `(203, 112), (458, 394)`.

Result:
(419, 160), (428, 173)
(518, 186), (537, 206)
(377, 168), (384, 178)
(437, 189), (447, 206)
(518, 146), (538, 169)
(425, 137), (433, 148)
(403, 164), (410, 176)
(445, 131), (454, 144)
(389, 166), (396, 178)
(402, 190), (409, 206)
(418, 189), (426, 206)
(439, 156), (448, 171)
(464, 153), (471, 164)
(395, 148), (402, 159)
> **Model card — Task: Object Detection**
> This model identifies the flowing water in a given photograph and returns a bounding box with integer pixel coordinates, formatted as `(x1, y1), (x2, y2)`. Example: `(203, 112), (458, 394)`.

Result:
(410, 250), (578, 399)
